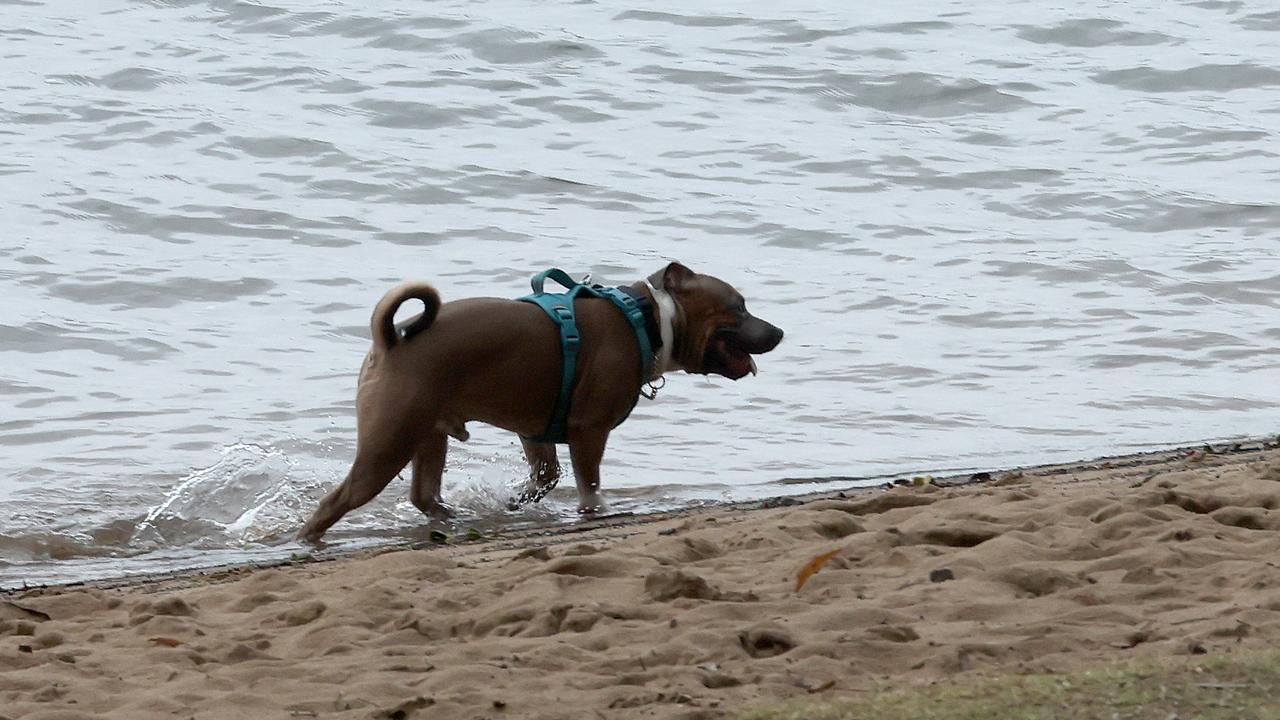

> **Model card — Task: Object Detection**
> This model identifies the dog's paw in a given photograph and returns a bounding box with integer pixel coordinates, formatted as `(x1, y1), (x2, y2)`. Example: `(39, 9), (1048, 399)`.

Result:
(295, 530), (325, 547)
(577, 494), (607, 516)
(422, 501), (456, 520)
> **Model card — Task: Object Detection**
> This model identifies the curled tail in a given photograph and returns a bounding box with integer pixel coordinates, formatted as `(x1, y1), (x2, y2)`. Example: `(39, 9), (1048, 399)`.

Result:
(371, 282), (441, 350)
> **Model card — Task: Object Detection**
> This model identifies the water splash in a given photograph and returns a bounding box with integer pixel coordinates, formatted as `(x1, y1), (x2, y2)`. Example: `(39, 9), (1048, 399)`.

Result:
(132, 443), (323, 548)
(449, 457), (567, 521)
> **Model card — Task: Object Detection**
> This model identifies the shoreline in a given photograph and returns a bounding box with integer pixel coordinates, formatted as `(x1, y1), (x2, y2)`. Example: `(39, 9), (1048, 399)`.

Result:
(4, 435), (1280, 719)
(6, 434), (1276, 596)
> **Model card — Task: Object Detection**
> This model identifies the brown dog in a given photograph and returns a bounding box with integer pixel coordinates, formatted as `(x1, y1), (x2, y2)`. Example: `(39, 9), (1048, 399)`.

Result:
(298, 262), (783, 544)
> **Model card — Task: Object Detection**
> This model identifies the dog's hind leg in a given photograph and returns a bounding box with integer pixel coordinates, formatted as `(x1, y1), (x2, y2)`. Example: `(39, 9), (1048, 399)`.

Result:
(409, 432), (454, 519)
(298, 446), (411, 544)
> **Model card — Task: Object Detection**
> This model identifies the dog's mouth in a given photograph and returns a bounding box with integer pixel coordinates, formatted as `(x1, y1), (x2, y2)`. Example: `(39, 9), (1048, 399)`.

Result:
(706, 331), (758, 380)
(703, 316), (783, 380)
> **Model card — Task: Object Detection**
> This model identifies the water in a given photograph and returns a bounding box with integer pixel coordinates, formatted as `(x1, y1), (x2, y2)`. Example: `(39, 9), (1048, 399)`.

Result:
(2, 0), (1279, 588)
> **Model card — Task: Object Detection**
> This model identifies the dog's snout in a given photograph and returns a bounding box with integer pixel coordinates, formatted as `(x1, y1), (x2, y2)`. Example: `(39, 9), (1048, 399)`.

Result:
(761, 322), (783, 351)
(739, 316), (783, 353)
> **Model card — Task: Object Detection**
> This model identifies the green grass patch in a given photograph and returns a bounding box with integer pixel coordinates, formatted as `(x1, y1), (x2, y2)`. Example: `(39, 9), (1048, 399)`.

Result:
(744, 649), (1280, 720)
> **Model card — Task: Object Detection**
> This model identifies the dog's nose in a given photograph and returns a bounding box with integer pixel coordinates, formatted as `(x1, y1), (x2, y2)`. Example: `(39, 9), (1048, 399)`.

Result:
(764, 323), (783, 350)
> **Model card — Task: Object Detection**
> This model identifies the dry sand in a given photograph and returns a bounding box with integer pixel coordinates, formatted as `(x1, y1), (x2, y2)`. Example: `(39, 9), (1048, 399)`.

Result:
(4, 441), (1280, 719)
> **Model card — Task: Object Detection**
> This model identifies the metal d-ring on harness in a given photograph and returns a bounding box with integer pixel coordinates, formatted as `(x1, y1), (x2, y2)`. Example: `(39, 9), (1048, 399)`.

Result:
(517, 268), (659, 446)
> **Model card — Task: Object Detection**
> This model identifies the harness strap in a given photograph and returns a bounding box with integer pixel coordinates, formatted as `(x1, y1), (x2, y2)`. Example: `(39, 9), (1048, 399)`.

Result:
(518, 269), (657, 444)
(529, 268), (579, 295)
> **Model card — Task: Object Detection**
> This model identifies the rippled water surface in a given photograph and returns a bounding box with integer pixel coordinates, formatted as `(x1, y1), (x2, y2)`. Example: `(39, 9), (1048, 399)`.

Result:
(3, 0), (1279, 587)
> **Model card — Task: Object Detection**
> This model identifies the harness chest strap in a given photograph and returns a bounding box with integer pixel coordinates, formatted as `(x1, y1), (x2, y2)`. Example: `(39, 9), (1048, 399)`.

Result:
(517, 268), (661, 444)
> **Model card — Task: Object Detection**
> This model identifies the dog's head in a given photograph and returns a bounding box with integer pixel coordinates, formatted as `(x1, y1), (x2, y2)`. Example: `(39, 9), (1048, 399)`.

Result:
(650, 262), (784, 380)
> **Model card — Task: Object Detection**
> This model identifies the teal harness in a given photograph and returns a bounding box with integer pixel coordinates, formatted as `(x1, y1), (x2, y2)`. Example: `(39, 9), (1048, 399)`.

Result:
(517, 268), (656, 444)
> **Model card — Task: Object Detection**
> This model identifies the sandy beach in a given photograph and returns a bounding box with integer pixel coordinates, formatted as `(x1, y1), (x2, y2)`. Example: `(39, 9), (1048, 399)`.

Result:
(4, 440), (1280, 719)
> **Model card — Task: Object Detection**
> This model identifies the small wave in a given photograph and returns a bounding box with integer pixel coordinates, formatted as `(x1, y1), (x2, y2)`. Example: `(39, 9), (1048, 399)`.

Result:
(0, 529), (126, 563)
(614, 10), (752, 28)
(1017, 19), (1173, 48)
(816, 71), (1035, 117)
(47, 68), (183, 92)
(46, 276), (275, 308)
(1095, 63), (1280, 93)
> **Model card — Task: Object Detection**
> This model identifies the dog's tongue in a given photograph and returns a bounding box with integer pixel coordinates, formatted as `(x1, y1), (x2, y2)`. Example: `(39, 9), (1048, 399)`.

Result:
(718, 337), (758, 379)
(727, 347), (755, 378)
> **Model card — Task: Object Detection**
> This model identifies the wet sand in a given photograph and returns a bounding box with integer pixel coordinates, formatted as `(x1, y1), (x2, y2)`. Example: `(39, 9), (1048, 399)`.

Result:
(4, 440), (1280, 719)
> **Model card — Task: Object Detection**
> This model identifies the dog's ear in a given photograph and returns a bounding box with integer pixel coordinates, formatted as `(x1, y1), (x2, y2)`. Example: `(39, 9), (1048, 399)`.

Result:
(650, 261), (695, 291)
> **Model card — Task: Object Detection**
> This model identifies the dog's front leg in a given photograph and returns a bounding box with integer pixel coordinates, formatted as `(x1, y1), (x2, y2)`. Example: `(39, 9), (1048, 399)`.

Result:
(567, 429), (609, 515)
(519, 437), (561, 499)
